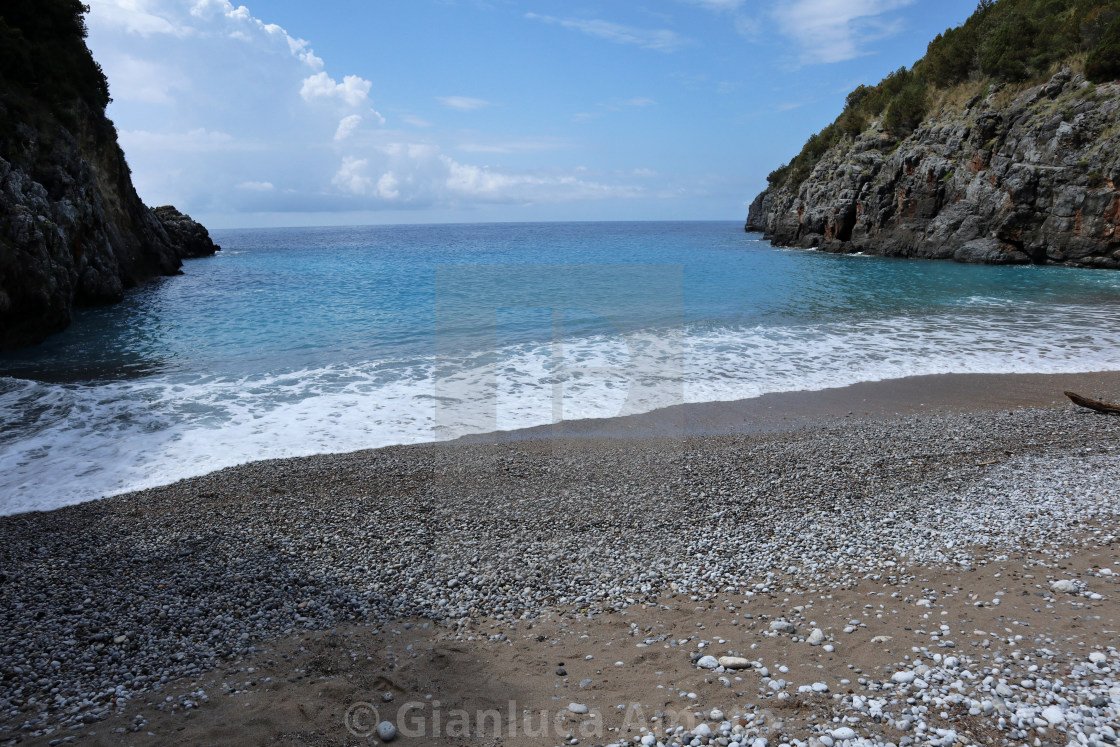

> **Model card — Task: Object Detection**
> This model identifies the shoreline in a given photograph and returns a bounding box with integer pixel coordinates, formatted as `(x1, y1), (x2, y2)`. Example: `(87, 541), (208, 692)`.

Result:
(10, 368), (1120, 520)
(1, 372), (1119, 744)
(454, 369), (1120, 445)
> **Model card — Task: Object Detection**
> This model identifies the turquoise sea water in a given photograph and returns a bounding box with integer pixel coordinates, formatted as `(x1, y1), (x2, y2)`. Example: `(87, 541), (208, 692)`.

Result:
(3, 221), (1120, 514)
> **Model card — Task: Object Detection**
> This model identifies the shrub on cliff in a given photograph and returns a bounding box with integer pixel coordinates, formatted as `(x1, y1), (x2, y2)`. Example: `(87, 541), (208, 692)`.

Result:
(1086, 16), (1120, 81)
(883, 82), (928, 135)
(0, 0), (110, 118)
(979, 15), (1040, 80)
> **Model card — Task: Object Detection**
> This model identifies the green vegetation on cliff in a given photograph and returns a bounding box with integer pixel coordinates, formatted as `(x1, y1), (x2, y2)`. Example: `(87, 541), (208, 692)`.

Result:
(0, 0), (110, 131)
(766, 0), (1120, 193)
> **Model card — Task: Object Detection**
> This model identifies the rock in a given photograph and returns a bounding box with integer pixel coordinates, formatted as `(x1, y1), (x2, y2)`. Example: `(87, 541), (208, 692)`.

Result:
(708, 709), (724, 721)
(1040, 705), (1065, 725)
(1089, 651), (1107, 664)
(807, 628), (825, 645)
(376, 721), (397, 741)
(697, 655), (720, 669)
(831, 727), (857, 741)
(693, 723), (713, 738)
(953, 238), (1030, 265)
(746, 72), (1120, 271)
(769, 620), (796, 634)
(1, 152), (218, 350)
(891, 671), (916, 684)
(718, 656), (751, 669)
(1050, 579), (1080, 593)
(152, 206), (221, 259)
(567, 703), (588, 715)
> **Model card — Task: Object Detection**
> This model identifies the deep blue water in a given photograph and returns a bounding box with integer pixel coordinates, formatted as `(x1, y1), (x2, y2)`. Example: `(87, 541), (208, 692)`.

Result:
(2, 221), (1120, 514)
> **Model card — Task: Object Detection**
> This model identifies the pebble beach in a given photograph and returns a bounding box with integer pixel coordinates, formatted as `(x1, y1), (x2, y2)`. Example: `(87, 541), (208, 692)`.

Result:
(1, 372), (1120, 746)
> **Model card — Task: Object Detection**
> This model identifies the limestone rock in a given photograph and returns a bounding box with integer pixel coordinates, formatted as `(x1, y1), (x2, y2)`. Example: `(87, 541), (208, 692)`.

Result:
(747, 71), (1120, 270)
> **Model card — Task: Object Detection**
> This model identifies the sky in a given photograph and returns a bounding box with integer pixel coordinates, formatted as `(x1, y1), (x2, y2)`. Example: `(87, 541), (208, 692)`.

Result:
(85, 0), (980, 229)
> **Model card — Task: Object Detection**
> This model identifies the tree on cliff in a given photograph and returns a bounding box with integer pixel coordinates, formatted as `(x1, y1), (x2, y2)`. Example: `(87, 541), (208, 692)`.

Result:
(0, 0), (110, 119)
(1087, 16), (1120, 82)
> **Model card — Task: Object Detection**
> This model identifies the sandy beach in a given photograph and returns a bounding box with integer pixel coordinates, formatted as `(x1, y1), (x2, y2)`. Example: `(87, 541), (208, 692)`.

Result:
(2, 371), (1120, 746)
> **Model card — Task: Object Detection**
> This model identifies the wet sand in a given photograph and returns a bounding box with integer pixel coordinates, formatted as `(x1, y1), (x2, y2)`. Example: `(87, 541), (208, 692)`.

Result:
(456, 370), (1120, 442)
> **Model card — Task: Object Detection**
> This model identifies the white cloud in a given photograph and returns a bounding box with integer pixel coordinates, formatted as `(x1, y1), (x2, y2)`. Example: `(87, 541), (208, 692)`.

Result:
(524, 13), (691, 53)
(189, 0), (245, 20)
(436, 96), (492, 111)
(329, 143), (643, 206)
(301, 72), (373, 108)
(86, 0), (183, 36)
(86, 0), (653, 218)
(773, 0), (914, 64)
(100, 55), (183, 103)
(332, 156), (374, 194)
(334, 114), (363, 142)
(376, 173), (400, 200)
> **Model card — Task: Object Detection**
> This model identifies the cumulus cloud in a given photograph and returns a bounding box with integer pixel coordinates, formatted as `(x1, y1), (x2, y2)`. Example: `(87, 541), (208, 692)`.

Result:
(330, 143), (643, 206)
(334, 114), (363, 142)
(100, 55), (183, 103)
(301, 72), (373, 107)
(524, 13), (690, 53)
(436, 96), (492, 111)
(86, 0), (652, 219)
(86, 0), (183, 36)
(773, 0), (914, 64)
(332, 156), (374, 195)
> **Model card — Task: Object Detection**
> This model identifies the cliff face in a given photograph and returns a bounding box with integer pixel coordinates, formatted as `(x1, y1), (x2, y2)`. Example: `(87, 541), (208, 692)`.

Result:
(747, 71), (1120, 269)
(0, 2), (219, 351)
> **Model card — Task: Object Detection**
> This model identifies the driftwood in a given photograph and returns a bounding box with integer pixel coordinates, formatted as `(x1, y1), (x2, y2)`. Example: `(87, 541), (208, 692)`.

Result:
(1064, 391), (1120, 415)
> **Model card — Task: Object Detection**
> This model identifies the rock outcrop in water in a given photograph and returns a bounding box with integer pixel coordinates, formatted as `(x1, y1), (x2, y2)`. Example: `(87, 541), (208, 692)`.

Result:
(0, 0), (219, 351)
(746, 71), (1120, 268)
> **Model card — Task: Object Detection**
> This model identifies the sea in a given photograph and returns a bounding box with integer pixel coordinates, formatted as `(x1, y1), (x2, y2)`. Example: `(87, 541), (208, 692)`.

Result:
(3, 221), (1120, 515)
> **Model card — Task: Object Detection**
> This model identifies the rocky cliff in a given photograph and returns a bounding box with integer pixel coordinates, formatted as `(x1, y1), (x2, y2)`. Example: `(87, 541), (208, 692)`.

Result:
(0, 1), (219, 351)
(747, 71), (1120, 268)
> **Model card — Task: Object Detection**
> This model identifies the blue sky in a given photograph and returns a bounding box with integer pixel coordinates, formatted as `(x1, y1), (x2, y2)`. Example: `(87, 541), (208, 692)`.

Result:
(85, 0), (979, 228)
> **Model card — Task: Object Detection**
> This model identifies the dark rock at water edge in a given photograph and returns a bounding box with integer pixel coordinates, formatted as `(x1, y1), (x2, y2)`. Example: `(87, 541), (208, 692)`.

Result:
(153, 205), (221, 260)
(0, 100), (219, 351)
(746, 71), (1120, 270)
(0, 0), (220, 351)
